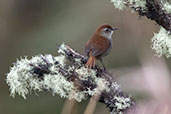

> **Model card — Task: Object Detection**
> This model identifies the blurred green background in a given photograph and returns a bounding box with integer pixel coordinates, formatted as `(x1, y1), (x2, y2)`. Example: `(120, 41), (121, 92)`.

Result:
(1, 0), (170, 114)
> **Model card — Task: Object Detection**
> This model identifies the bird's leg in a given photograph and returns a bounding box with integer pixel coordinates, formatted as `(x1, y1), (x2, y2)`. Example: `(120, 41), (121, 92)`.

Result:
(100, 59), (106, 71)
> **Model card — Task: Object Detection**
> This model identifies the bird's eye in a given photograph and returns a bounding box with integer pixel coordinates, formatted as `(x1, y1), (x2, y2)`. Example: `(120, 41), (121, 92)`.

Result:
(104, 28), (110, 32)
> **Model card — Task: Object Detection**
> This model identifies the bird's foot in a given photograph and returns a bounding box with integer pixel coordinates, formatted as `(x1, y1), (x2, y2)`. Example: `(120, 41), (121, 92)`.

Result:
(102, 66), (106, 72)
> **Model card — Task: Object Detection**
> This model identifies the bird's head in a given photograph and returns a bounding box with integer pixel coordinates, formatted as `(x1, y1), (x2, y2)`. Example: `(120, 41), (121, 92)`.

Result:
(96, 24), (117, 39)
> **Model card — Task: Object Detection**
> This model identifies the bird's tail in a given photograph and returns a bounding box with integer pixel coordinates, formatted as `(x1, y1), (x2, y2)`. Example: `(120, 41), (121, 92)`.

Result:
(86, 56), (96, 69)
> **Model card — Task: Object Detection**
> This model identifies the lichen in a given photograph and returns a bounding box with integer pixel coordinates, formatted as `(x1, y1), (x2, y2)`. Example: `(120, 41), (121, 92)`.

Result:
(75, 66), (96, 79)
(58, 43), (68, 55)
(110, 0), (146, 11)
(6, 54), (72, 99)
(110, 0), (171, 58)
(6, 57), (33, 99)
(162, 1), (171, 13)
(111, 0), (126, 10)
(151, 27), (171, 58)
(109, 96), (131, 114)
(75, 66), (109, 97)
(129, 0), (146, 10)
(114, 96), (131, 110)
(6, 54), (109, 102)
(6, 43), (135, 113)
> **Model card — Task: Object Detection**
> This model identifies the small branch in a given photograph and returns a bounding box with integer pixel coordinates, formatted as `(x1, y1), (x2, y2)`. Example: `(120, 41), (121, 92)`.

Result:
(6, 43), (135, 114)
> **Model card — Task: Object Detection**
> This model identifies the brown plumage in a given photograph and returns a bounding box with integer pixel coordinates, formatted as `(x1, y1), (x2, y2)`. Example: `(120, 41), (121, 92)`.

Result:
(85, 24), (117, 70)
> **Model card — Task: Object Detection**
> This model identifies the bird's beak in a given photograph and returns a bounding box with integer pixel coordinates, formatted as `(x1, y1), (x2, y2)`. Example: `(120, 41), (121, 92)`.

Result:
(112, 27), (118, 31)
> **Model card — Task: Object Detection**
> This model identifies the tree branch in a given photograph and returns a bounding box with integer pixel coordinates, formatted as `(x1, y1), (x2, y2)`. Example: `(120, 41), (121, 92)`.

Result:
(111, 0), (171, 57)
(138, 0), (171, 32)
(111, 0), (171, 32)
(6, 43), (135, 114)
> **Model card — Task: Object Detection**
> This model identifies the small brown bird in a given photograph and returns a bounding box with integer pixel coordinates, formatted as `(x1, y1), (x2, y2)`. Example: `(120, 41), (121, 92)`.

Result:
(85, 24), (117, 70)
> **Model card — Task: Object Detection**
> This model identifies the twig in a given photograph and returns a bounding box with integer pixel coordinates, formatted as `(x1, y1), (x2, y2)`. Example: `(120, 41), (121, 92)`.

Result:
(83, 95), (100, 114)
(61, 99), (76, 114)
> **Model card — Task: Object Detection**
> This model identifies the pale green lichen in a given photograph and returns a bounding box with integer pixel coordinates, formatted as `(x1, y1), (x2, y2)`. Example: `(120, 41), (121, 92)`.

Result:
(151, 27), (171, 58)
(94, 78), (109, 95)
(74, 58), (82, 64)
(111, 0), (126, 10)
(7, 57), (33, 99)
(6, 54), (72, 99)
(75, 66), (109, 96)
(129, 0), (146, 10)
(114, 96), (131, 110)
(75, 66), (96, 79)
(110, 0), (146, 11)
(162, 1), (171, 13)
(54, 55), (66, 66)
(43, 74), (74, 98)
(6, 43), (134, 113)
(6, 54), (109, 102)
(110, 96), (131, 114)
(111, 82), (120, 91)
(110, 0), (171, 58)
(58, 43), (68, 55)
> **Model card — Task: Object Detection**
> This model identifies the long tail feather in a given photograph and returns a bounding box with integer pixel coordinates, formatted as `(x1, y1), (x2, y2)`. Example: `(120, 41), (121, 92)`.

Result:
(86, 56), (96, 69)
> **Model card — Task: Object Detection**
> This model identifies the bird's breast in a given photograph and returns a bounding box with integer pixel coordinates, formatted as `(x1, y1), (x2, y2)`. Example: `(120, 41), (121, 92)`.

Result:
(101, 38), (112, 57)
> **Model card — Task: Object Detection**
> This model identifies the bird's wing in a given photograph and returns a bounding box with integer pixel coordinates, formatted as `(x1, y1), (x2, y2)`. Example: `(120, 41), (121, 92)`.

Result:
(85, 35), (110, 57)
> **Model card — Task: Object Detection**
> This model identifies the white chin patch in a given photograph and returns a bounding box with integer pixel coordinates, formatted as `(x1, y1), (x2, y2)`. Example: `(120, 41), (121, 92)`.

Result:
(109, 31), (113, 38)
(101, 31), (113, 39)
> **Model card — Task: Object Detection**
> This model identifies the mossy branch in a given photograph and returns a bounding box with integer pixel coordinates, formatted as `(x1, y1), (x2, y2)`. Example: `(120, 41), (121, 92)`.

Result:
(142, 0), (171, 32)
(111, 0), (171, 58)
(111, 0), (171, 31)
(6, 43), (135, 114)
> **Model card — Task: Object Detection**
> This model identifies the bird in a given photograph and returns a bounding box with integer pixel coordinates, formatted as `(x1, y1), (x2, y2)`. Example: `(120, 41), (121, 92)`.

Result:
(85, 24), (117, 70)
